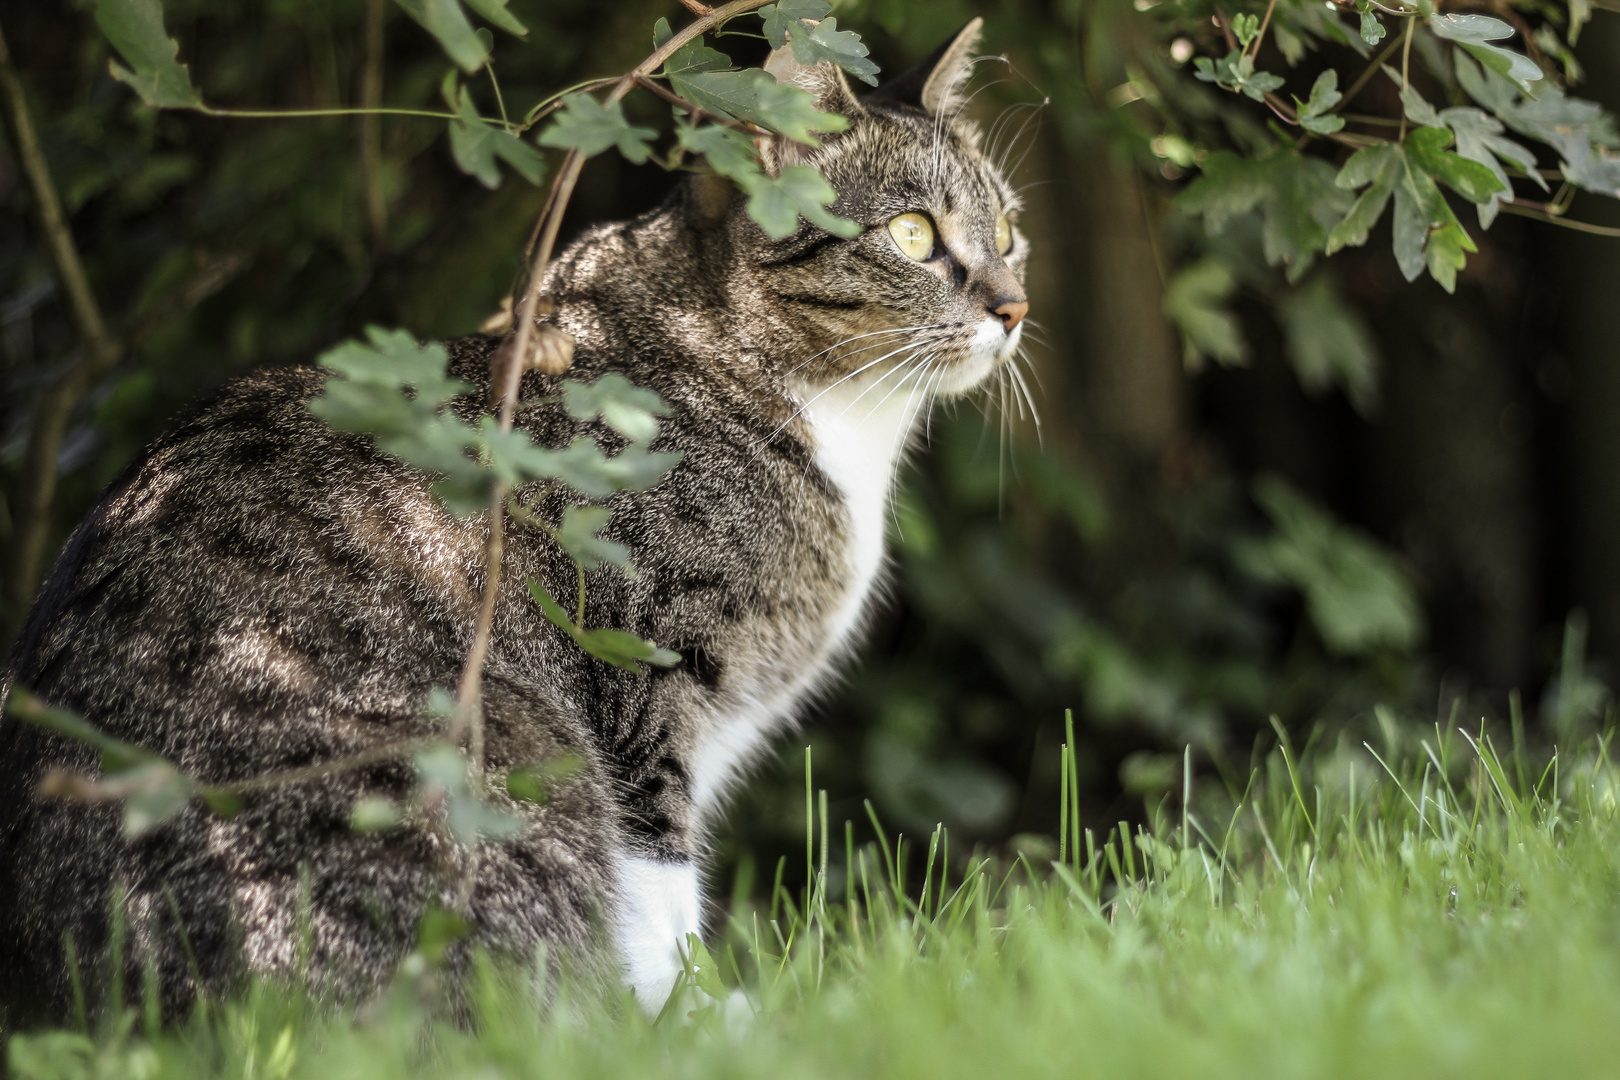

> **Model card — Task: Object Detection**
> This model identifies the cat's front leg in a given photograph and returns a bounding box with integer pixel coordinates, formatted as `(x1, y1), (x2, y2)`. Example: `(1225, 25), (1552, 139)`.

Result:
(613, 854), (701, 1014)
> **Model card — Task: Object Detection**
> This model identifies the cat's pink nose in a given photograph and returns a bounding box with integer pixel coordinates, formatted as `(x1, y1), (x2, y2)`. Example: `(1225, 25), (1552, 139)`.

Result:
(994, 299), (1029, 332)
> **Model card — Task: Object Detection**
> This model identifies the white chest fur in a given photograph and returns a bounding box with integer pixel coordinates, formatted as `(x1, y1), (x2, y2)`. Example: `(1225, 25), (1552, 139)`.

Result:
(683, 368), (926, 821)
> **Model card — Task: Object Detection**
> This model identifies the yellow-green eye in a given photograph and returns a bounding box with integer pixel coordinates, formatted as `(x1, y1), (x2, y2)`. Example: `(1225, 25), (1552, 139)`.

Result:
(887, 213), (935, 261)
(995, 214), (1013, 256)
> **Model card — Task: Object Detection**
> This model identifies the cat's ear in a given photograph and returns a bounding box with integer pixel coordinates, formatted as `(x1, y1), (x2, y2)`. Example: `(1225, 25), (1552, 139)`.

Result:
(758, 39), (864, 174)
(866, 17), (984, 114)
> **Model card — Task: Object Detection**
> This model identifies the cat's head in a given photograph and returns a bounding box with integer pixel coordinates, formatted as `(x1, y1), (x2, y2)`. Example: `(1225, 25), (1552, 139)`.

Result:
(723, 19), (1029, 401)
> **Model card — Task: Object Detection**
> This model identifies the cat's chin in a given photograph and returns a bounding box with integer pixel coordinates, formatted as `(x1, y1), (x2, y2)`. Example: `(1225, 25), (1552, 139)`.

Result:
(934, 317), (1023, 398)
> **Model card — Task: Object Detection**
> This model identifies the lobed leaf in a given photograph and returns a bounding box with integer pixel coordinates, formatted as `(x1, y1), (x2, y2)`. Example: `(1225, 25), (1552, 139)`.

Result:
(537, 94), (656, 165)
(93, 0), (203, 109)
(393, 0), (489, 73)
(557, 505), (632, 572)
(760, 0), (833, 47)
(786, 17), (880, 87)
(1405, 125), (1506, 205)
(1428, 14), (1543, 94)
(744, 165), (863, 239)
(1327, 144), (1400, 254)
(442, 74), (546, 189)
(1240, 476), (1422, 655)
(1161, 259), (1247, 370)
(1293, 70), (1345, 136)
(524, 577), (680, 672)
(1277, 275), (1379, 413)
(562, 373), (669, 443)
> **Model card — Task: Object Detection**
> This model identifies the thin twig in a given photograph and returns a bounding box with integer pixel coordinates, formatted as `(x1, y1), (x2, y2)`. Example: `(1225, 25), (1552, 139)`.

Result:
(1397, 20), (1414, 141)
(206, 739), (438, 796)
(358, 0), (388, 254)
(633, 73), (757, 131)
(0, 18), (124, 627)
(1330, 33), (1407, 115)
(1245, 0), (1280, 62)
(1490, 200), (1620, 236)
(454, 0), (777, 906)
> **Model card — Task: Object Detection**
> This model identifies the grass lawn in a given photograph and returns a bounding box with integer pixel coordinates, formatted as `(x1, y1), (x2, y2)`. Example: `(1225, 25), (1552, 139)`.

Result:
(9, 715), (1620, 1080)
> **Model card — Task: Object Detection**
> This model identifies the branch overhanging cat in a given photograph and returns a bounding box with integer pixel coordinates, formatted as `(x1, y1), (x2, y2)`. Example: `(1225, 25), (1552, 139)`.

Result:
(0, 19), (1030, 1020)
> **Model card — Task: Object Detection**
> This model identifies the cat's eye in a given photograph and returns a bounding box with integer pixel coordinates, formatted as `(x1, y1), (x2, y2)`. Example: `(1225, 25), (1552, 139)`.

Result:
(995, 215), (1013, 256)
(888, 213), (935, 261)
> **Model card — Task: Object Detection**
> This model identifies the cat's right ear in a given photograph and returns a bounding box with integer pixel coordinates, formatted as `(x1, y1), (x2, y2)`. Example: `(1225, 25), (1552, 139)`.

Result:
(758, 39), (864, 175)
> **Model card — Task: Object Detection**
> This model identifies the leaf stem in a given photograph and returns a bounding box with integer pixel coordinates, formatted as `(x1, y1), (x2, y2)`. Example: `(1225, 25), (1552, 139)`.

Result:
(358, 0), (388, 254)
(202, 105), (456, 120)
(1245, 0), (1280, 62)
(1329, 33), (1407, 116)
(1397, 20), (1414, 141)
(0, 17), (124, 632)
(1499, 201), (1620, 236)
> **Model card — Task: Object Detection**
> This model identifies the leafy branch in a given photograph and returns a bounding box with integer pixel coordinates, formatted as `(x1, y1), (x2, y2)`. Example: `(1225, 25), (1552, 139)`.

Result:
(17, 0), (881, 923)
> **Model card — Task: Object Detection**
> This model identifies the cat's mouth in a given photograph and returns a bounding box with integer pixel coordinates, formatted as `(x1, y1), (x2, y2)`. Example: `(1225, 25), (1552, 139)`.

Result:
(928, 316), (1024, 397)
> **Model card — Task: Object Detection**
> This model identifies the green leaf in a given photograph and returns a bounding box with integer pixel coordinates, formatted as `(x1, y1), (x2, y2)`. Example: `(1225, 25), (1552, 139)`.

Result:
(92, 0), (203, 109)
(1457, 52), (1620, 200)
(504, 755), (580, 806)
(350, 796), (402, 832)
(1392, 152), (1476, 292)
(1438, 106), (1541, 227)
(7, 690), (159, 773)
(682, 934), (729, 1002)
(562, 373), (670, 442)
(1239, 475), (1422, 655)
(1327, 144), (1401, 254)
(1193, 50), (1284, 103)
(1178, 151), (1351, 281)
(310, 328), (489, 516)
(1382, 65), (1443, 128)
(525, 575), (577, 633)
(462, 0), (527, 37)
(442, 74), (546, 189)
(1390, 172), (1428, 284)
(748, 79), (850, 145)
(119, 762), (193, 839)
(1427, 13), (1543, 93)
(1162, 259), (1247, 370)
(678, 123), (761, 183)
(315, 326), (469, 405)
(1293, 70), (1345, 136)
(393, 0), (489, 73)
(670, 67), (771, 123)
(524, 577), (680, 672)
(786, 17), (880, 87)
(743, 164), (862, 239)
(575, 629), (682, 672)
(1358, 5), (1386, 46)
(1277, 275), (1379, 413)
(1424, 220), (1475, 293)
(556, 505), (632, 572)
(415, 903), (472, 963)
(1405, 125), (1505, 204)
(760, 0), (834, 47)
(537, 94), (656, 164)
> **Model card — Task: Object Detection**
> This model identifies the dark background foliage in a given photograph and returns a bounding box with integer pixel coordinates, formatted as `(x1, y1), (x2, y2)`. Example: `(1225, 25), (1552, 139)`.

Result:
(4, 0), (1618, 895)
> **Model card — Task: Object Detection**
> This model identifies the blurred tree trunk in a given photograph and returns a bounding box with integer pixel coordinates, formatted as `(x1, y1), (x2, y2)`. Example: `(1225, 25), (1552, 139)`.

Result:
(1551, 21), (1620, 669)
(1024, 126), (1187, 556)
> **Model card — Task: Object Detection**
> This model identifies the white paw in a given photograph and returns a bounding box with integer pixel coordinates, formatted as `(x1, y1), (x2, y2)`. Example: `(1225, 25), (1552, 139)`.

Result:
(613, 856), (700, 1015)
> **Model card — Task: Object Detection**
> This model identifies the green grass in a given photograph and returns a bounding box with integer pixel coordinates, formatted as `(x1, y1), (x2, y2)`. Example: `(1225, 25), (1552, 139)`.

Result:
(11, 715), (1620, 1080)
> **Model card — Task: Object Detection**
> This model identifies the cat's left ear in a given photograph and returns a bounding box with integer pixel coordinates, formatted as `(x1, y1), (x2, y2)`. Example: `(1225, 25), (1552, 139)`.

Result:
(759, 40), (864, 174)
(866, 17), (984, 114)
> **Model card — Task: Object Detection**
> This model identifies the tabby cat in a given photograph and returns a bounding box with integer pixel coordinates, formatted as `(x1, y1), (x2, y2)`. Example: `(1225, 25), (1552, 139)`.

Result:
(0, 19), (1028, 1021)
